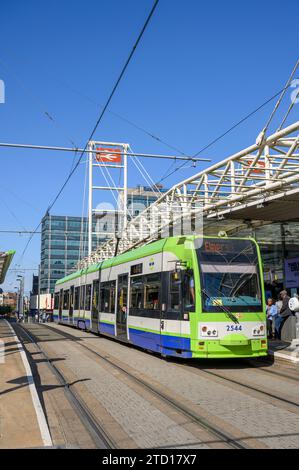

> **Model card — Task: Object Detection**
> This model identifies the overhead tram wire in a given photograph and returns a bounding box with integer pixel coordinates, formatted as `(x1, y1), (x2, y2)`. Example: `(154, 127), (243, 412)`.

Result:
(55, 82), (187, 157)
(157, 81), (296, 185)
(19, 0), (160, 261)
(0, 57), (78, 149)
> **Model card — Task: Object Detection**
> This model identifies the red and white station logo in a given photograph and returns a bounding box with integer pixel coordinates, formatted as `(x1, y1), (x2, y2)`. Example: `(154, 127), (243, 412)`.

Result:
(95, 147), (122, 163)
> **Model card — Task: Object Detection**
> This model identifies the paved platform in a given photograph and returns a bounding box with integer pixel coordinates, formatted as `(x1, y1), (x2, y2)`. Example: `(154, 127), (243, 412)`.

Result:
(47, 322), (299, 449)
(268, 339), (299, 364)
(0, 319), (51, 448)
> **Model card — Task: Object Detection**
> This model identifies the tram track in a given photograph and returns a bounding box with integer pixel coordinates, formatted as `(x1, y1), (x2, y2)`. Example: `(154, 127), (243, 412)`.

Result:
(45, 322), (299, 413)
(182, 365), (299, 413)
(12, 322), (117, 449)
(245, 358), (299, 384)
(23, 321), (267, 449)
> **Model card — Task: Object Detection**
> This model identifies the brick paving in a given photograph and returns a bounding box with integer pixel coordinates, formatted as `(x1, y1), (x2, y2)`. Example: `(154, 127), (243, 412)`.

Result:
(51, 323), (299, 449)
(23, 324), (210, 449)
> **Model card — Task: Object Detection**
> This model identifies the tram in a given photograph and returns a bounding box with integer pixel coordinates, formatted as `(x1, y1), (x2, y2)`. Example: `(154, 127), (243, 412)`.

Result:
(53, 235), (267, 359)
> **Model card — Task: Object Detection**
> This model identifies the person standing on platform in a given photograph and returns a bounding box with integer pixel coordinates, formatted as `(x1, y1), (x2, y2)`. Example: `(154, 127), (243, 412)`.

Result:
(275, 290), (292, 340)
(266, 298), (278, 339)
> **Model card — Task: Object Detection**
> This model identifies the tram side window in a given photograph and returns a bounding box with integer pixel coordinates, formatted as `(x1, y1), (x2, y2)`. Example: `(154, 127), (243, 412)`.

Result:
(169, 271), (180, 311)
(100, 281), (116, 313)
(92, 280), (100, 312)
(59, 289), (63, 310)
(63, 290), (69, 310)
(74, 287), (80, 310)
(85, 284), (92, 311)
(144, 273), (161, 310)
(130, 276), (143, 309)
(80, 285), (85, 310)
(54, 293), (59, 309)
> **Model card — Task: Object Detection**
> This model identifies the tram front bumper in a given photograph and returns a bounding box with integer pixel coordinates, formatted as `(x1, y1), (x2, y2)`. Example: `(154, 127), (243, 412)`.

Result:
(193, 337), (268, 358)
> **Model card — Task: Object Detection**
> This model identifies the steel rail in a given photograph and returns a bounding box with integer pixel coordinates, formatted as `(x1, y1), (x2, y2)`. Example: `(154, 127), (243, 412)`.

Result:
(184, 366), (299, 410)
(13, 322), (116, 449)
(40, 323), (253, 449)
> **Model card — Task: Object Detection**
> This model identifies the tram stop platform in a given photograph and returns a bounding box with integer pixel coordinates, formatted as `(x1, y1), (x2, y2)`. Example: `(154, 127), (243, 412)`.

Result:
(268, 339), (299, 364)
(0, 319), (51, 449)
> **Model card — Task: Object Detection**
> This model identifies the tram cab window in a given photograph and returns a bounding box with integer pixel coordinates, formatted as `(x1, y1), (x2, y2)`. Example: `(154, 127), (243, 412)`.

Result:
(63, 290), (69, 310)
(183, 270), (195, 312)
(130, 276), (143, 309)
(74, 287), (80, 310)
(144, 274), (160, 310)
(100, 281), (116, 313)
(85, 284), (92, 311)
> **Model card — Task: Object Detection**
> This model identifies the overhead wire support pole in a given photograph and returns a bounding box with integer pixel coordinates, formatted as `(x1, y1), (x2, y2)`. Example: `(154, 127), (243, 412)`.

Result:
(123, 144), (128, 230)
(88, 141), (93, 257)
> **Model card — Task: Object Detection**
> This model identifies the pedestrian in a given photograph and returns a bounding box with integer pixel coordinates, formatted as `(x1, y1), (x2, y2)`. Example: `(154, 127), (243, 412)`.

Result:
(275, 297), (282, 315)
(266, 298), (278, 339)
(275, 290), (292, 340)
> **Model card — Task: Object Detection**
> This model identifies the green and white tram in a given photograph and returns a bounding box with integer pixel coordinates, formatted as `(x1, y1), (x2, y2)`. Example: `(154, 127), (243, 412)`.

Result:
(54, 236), (267, 359)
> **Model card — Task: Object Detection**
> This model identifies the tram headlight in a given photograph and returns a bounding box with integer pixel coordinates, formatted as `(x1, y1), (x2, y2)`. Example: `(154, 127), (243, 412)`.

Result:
(252, 325), (265, 336)
(201, 326), (218, 337)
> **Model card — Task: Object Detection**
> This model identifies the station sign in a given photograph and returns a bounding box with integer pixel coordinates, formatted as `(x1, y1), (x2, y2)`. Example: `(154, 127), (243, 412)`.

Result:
(95, 147), (122, 163)
(285, 256), (299, 287)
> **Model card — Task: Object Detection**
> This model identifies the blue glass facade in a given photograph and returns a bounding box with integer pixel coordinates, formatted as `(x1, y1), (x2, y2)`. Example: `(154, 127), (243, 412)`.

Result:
(40, 186), (168, 293)
(40, 215), (100, 293)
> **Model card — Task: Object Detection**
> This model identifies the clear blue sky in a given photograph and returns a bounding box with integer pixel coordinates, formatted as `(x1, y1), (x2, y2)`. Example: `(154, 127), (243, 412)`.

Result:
(0, 0), (298, 292)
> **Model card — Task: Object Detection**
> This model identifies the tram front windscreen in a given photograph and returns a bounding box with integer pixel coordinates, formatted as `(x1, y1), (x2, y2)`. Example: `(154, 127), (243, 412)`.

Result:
(196, 239), (263, 313)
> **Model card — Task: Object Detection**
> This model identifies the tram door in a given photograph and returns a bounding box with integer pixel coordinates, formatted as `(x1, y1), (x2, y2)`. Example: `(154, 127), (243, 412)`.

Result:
(116, 274), (128, 340)
(69, 286), (74, 322)
(59, 289), (63, 320)
(91, 279), (100, 333)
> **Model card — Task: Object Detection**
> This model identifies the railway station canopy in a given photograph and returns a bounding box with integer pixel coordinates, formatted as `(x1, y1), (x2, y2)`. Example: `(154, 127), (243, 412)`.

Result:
(78, 121), (299, 267)
(0, 250), (15, 284)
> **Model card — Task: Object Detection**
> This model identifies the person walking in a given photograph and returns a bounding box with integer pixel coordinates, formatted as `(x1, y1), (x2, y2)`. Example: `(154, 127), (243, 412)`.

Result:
(275, 290), (292, 340)
(266, 298), (278, 339)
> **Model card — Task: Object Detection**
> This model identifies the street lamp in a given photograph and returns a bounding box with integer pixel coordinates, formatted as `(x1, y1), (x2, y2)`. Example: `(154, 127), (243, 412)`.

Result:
(16, 275), (24, 320)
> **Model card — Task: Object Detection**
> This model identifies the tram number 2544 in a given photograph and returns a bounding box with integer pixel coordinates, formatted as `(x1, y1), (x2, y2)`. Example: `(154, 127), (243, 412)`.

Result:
(226, 324), (243, 332)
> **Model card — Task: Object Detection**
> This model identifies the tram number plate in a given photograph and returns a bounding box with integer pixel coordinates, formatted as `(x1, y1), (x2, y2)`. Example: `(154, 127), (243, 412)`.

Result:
(226, 324), (243, 332)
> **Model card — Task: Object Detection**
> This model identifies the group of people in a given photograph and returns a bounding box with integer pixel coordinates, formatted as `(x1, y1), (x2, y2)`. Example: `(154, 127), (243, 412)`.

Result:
(266, 290), (294, 340)
(35, 311), (50, 323)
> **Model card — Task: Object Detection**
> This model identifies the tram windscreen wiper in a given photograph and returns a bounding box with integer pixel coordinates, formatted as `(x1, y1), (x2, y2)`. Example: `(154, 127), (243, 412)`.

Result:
(201, 287), (239, 323)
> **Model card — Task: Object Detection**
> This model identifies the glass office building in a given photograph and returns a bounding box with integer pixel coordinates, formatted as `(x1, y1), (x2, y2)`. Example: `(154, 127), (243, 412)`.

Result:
(40, 215), (100, 294)
(40, 186), (169, 293)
